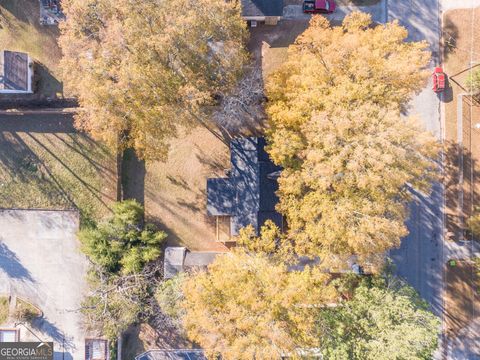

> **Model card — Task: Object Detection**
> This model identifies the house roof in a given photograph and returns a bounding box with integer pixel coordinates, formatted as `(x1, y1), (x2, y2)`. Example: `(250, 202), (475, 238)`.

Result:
(0, 51), (29, 91)
(207, 137), (282, 236)
(241, 0), (284, 18)
(135, 349), (206, 360)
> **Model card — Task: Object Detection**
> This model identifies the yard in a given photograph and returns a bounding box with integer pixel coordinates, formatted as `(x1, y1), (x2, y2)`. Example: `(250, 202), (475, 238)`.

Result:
(444, 260), (480, 358)
(144, 127), (229, 251)
(442, 9), (480, 357)
(443, 7), (480, 241)
(0, 0), (64, 99)
(0, 113), (117, 223)
(142, 20), (310, 252)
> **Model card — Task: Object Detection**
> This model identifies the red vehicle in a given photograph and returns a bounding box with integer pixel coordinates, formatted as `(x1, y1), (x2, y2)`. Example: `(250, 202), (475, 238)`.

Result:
(303, 0), (336, 14)
(432, 67), (446, 92)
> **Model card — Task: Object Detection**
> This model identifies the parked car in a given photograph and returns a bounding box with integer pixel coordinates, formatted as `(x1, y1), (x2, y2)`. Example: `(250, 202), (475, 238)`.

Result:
(303, 0), (336, 14)
(432, 67), (446, 92)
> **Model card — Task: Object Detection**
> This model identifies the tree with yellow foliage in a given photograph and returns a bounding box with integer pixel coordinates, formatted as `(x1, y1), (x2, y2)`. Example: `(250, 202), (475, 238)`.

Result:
(181, 250), (337, 360)
(266, 13), (439, 264)
(59, 0), (248, 159)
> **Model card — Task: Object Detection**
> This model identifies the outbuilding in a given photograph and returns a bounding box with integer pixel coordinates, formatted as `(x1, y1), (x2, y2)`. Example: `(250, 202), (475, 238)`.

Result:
(0, 50), (33, 94)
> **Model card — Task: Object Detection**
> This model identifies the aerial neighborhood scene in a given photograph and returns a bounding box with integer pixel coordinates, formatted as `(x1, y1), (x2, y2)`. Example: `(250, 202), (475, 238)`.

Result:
(0, 0), (480, 359)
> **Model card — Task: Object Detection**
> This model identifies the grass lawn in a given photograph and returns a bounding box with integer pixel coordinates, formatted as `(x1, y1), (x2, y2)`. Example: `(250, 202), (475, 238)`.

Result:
(0, 114), (117, 223)
(443, 8), (480, 241)
(0, 296), (8, 324)
(0, 0), (64, 98)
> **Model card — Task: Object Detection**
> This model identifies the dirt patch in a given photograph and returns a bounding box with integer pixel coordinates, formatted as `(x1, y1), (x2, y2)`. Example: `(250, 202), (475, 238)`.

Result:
(144, 127), (230, 251)
(445, 260), (480, 351)
(122, 323), (193, 359)
(248, 20), (310, 79)
(443, 8), (480, 241)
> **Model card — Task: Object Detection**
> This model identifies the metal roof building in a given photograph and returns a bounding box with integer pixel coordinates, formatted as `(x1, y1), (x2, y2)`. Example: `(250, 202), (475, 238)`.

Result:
(0, 50), (33, 93)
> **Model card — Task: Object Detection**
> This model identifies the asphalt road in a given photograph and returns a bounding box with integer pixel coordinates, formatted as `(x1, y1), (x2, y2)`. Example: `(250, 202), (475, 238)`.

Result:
(387, 0), (445, 325)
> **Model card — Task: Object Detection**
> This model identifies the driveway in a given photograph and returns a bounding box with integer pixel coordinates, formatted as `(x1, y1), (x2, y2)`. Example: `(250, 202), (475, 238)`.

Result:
(283, 0), (386, 23)
(0, 209), (88, 360)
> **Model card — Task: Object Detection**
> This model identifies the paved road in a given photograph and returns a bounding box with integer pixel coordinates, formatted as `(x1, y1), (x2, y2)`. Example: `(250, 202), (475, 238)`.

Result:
(388, 2), (480, 359)
(387, 1), (446, 358)
(388, 0), (443, 311)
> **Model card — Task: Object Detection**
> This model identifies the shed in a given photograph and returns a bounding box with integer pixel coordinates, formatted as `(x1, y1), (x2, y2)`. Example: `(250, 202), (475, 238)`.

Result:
(0, 50), (33, 93)
(163, 247), (224, 279)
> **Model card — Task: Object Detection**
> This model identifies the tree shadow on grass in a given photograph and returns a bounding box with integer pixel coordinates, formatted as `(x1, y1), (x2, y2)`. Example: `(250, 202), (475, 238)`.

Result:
(33, 62), (63, 99)
(443, 15), (459, 62)
(121, 148), (145, 206)
(444, 140), (480, 241)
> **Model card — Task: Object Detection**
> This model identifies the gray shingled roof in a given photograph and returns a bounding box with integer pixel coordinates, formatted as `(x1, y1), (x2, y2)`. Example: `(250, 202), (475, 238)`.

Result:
(0, 51), (29, 91)
(206, 137), (283, 236)
(241, 0), (284, 17)
(164, 247), (223, 279)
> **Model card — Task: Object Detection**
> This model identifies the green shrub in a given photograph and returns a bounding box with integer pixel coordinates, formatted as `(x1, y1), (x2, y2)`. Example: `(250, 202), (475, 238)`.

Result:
(79, 200), (167, 275)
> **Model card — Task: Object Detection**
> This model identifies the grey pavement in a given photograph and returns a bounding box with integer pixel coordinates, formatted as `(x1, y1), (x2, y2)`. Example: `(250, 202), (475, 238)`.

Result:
(387, 0), (446, 357)
(0, 210), (88, 360)
(389, 0), (480, 358)
(388, 0), (443, 309)
(283, 0), (386, 23)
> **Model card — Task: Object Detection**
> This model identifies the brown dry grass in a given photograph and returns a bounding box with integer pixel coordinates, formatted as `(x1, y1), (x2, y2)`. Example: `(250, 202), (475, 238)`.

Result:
(144, 127), (230, 251)
(0, 296), (8, 325)
(443, 8), (480, 241)
(445, 261), (479, 337)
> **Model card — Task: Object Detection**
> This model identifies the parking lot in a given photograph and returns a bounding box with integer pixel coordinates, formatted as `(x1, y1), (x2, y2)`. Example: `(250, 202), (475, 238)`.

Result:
(0, 209), (88, 360)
